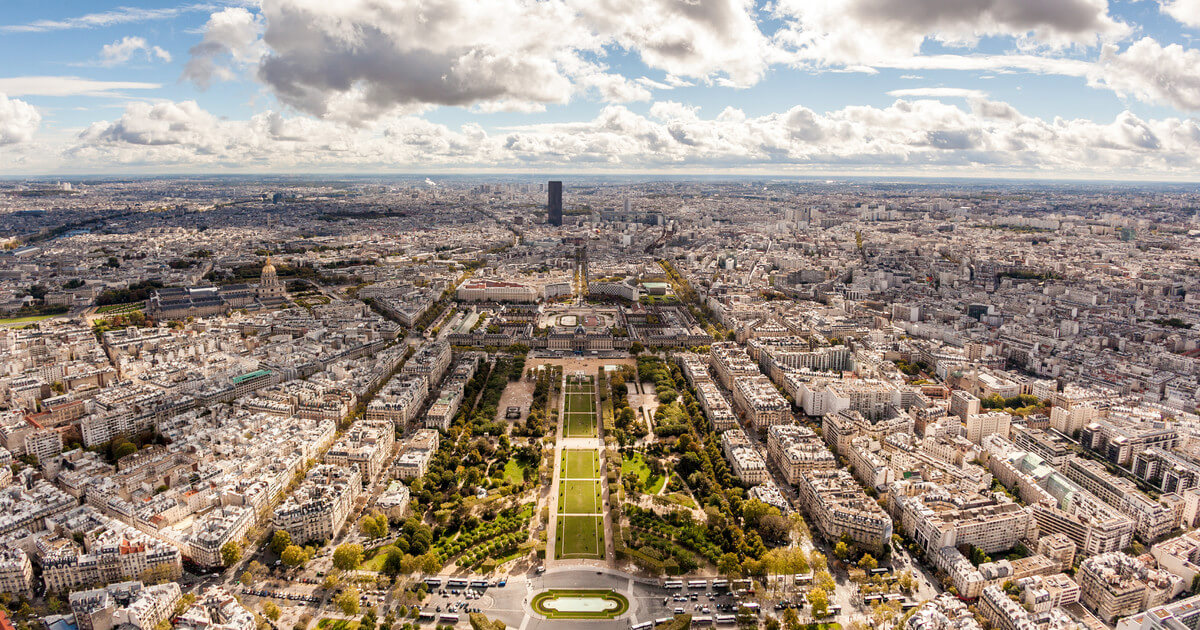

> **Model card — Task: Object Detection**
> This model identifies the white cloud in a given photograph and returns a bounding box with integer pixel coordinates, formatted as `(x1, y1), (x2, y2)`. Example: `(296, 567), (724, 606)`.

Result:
(99, 36), (172, 67)
(234, 0), (769, 120)
(182, 7), (266, 89)
(1090, 37), (1200, 110)
(1161, 0), (1200, 28)
(0, 76), (161, 97)
(887, 88), (987, 99)
(62, 97), (1200, 178)
(0, 3), (227, 33)
(0, 93), (40, 145)
(773, 0), (1128, 67)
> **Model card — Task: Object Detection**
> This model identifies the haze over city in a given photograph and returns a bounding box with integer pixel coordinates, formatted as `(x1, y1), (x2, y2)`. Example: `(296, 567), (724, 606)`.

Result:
(3, 3), (1200, 630)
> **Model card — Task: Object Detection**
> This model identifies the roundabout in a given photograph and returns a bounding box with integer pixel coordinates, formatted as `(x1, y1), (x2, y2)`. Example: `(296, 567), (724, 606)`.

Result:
(530, 589), (630, 620)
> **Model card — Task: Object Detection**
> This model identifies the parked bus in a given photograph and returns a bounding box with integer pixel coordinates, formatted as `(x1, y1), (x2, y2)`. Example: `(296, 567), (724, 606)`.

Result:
(740, 603), (760, 615)
(417, 612), (435, 622)
(693, 616), (712, 625)
(654, 618), (674, 626)
(715, 614), (737, 625)
(447, 579), (468, 588)
(663, 580), (684, 590)
(423, 578), (442, 588)
(438, 613), (459, 624)
(631, 622), (653, 630)
(469, 580), (489, 589)
(711, 579), (729, 590)
(688, 580), (708, 589)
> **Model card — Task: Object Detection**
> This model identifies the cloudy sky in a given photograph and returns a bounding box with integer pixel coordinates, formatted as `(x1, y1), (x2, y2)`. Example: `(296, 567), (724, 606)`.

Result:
(2, 0), (1200, 179)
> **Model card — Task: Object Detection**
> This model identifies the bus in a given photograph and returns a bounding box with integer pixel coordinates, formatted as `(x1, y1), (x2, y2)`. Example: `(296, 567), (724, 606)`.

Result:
(655, 618), (674, 626)
(438, 613), (459, 624)
(688, 580), (708, 590)
(447, 579), (468, 588)
(423, 578), (442, 588)
(663, 580), (684, 590)
(871, 568), (890, 576)
(711, 579), (729, 590)
(693, 616), (712, 625)
(631, 623), (653, 630)
(417, 612), (435, 622)
(715, 614), (737, 625)
(902, 600), (920, 611)
(740, 603), (760, 615)
(469, 580), (489, 589)
(864, 594), (884, 605)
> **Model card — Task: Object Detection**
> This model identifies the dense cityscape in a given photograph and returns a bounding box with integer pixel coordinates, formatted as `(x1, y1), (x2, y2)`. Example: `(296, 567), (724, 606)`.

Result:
(0, 176), (1197, 630)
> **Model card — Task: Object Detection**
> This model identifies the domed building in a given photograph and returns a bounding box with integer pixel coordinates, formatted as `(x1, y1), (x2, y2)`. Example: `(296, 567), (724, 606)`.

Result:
(256, 255), (288, 305)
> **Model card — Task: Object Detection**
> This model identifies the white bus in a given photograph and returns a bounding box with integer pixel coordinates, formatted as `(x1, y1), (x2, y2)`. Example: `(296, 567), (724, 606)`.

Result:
(693, 616), (713, 625)
(663, 580), (684, 590)
(423, 578), (442, 588)
(654, 618), (674, 626)
(631, 623), (653, 630)
(447, 579), (468, 588)
(438, 613), (459, 624)
(711, 579), (729, 590)
(740, 603), (760, 615)
(715, 614), (737, 625)
(688, 580), (708, 589)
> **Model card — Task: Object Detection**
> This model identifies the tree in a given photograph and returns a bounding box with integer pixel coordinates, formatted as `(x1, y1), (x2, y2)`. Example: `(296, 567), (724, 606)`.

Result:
(782, 609), (801, 630)
(221, 541), (242, 566)
(249, 560), (267, 575)
(718, 553), (742, 578)
(381, 549), (405, 576)
(629, 342), (644, 355)
(860, 554), (878, 571)
(262, 602), (281, 621)
(834, 541), (853, 561)
(281, 545), (308, 568)
(419, 551), (441, 574)
(240, 571), (253, 586)
(270, 530), (292, 555)
(765, 618), (781, 630)
(333, 543), (364, 570)
(335, 588), (360, 616)
(113, 441), (137, 460)
(808, 587), (829, 618)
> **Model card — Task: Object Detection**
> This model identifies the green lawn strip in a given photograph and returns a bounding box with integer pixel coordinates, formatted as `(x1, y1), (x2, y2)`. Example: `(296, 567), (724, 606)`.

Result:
(0, 315), (54, 325)
(556, 516), (603, 559)
(530, 589), (629, 619)
(647, 473), (668, 495)
(620, 453), (651, 484)
(559, 480), (600, 514)
(563, 449), (599, 479)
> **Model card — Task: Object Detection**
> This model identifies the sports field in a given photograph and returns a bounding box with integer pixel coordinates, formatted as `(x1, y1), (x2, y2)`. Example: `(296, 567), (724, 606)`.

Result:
(563, 449), (599, 479)
(563, 376), (598, 437)
(556, 515), (604, 559)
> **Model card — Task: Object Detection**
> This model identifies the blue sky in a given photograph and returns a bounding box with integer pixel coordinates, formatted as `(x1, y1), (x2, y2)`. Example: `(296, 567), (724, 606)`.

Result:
(1, 0), (1200, 179)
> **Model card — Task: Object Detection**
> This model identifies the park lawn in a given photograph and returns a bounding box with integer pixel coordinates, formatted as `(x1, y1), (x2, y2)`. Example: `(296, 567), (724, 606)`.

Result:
(664, 493), (696, 508)
(360, 544), (401, 572)
(563, 449), (599, 479)
(502, 458), (528, 485)
(0, 314), (54, 325)
(620, 452), (652, 484)
(565, 413), (596, 437)
(317, 620), (360, 630)
(556, 515), (603, 559)
(96, 302), (144, 313)
(647, 474), (667, 495)
(559, 480), (600, 514)
(566, 393), (595, 414)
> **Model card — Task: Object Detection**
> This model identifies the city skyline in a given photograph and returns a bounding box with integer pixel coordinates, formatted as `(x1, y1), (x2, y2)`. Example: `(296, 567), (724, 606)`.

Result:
(1, 1), (1200, 179)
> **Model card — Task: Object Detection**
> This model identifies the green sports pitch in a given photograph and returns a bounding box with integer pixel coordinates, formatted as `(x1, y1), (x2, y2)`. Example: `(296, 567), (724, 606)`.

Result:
(556, 515), (604, 559)
(562, 449), (599, 479)
(564, 412), (597, 437)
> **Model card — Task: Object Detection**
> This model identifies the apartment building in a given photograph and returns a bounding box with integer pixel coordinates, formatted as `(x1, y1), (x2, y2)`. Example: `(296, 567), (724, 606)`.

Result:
(766, 424), (836, 485)
(694, 381), (738, 431)
(325, 420), (395, 482)
(949, 390), (981, 420)
(456, 280), (537, 302)
(793, 468), (892, 553)
(720, 429), (768, 485)
(708, 342), (760, 391)
(70, 581), (182, 630)
(888, 480), (1035, 554)
(964, 411), (1011, 445)
(273, 465), (362, 545)
(424, 382), (464, 432)
(1078, 552), (1180, 623)
(1063, 457), (1177, 542)
(732, 375), (790, 430)
(0, 547), (32, 597)
(1117, 593), (1200, 630)
(400, 341), (452, 388)
(40, 521), (182, 593)
(979, 585), (1037, 630)
(395, 429), (439, 480)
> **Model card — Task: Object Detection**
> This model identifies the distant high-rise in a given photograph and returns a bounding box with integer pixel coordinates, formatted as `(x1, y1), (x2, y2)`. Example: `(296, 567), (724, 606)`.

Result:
(548, 180), (563, 226)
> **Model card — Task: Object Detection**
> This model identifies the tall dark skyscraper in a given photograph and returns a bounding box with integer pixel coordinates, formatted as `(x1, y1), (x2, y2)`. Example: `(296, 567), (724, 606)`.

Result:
(548, 180), (563, 226)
